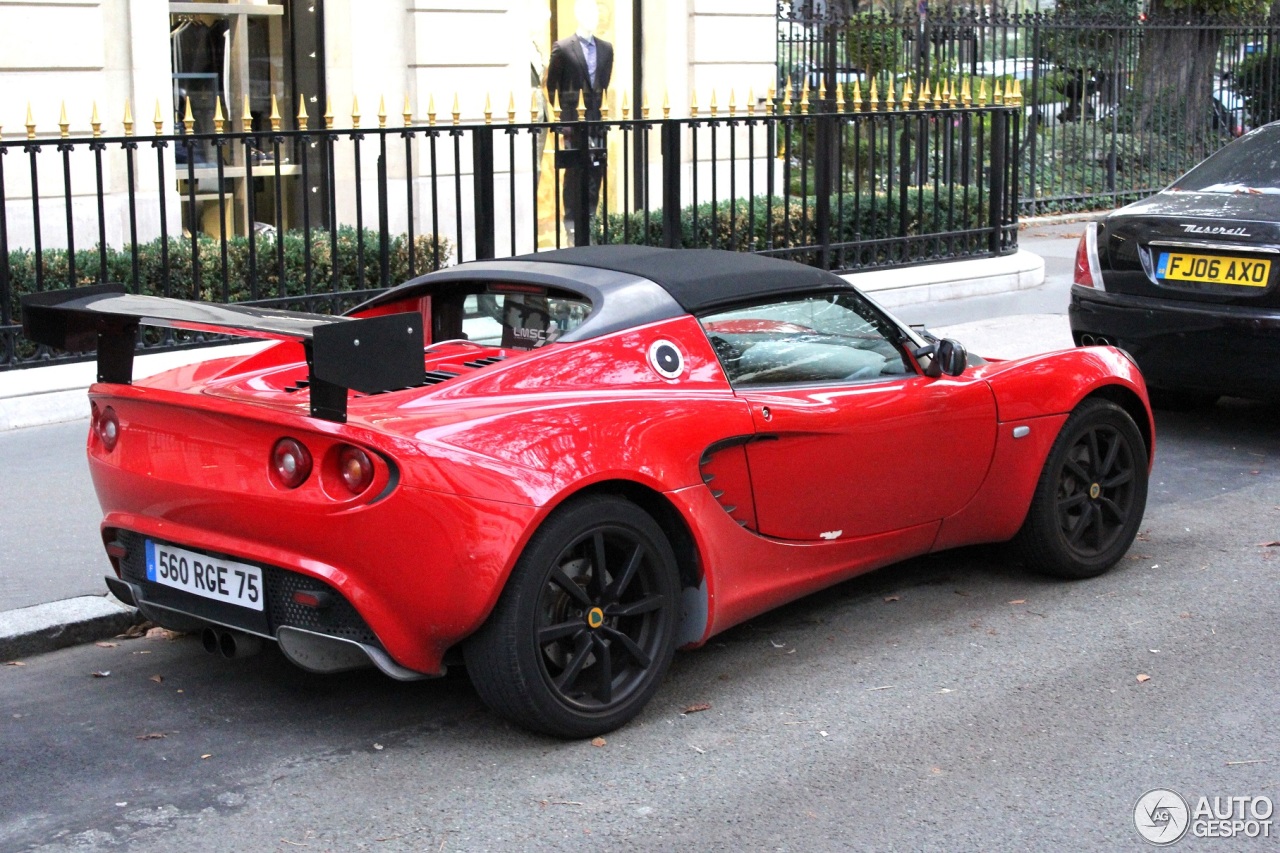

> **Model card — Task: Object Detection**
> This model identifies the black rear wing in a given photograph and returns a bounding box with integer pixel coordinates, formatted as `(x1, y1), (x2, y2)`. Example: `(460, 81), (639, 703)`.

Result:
(21, 284), (423, 423)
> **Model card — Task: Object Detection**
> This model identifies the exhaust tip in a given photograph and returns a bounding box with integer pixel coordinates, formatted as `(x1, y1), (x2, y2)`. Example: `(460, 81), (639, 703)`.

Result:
(218, 630), (262, 659)
(201, 627), (220, 654)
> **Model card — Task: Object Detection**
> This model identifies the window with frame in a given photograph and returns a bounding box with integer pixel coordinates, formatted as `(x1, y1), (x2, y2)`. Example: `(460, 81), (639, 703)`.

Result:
(700, 291), (912, 386)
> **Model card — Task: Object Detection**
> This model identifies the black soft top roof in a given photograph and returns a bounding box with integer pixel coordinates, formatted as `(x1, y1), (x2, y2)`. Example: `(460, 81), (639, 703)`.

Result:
(515, 246), (850, 313)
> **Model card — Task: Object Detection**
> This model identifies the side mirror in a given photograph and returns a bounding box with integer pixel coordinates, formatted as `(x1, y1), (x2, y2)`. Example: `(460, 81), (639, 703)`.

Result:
(935, 338), (968, 377)
(914, 338), (968, 377)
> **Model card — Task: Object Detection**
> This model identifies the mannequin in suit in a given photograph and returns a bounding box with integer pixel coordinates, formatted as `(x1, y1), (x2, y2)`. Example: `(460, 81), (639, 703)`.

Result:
(544, 0), (613, 241)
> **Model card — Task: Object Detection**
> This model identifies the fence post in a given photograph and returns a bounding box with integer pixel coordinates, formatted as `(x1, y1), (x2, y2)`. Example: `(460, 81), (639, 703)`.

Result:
(472, 127), (495, 260)
(0, 149), (9, 366)
(989, 108), (1007, 257)
(377, 153), (390, 287)
(661, 122), (681, 248)
(813, 113), (833, 269)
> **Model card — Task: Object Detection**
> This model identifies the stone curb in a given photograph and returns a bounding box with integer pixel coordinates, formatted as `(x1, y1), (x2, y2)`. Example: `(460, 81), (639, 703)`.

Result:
(0, 596), (140, 662)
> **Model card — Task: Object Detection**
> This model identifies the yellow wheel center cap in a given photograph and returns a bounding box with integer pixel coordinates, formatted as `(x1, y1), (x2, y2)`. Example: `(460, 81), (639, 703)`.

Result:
(1089, 483), (1101, 499)
(586, 607), (604, 629)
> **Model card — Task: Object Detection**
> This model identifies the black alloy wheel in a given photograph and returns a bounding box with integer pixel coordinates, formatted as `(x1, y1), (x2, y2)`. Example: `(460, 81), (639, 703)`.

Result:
(464, 496), (680, 738)
(1016, 399), (1149, 579)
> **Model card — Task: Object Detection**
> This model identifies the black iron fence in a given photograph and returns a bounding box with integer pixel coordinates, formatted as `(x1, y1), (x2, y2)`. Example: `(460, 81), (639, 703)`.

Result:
(1, 93), (1019, 369)
(780, 3), (1280, 213)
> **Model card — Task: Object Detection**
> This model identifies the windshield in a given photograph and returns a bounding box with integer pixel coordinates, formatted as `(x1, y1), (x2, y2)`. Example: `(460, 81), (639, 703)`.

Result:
(1173, 123), (1280, 194)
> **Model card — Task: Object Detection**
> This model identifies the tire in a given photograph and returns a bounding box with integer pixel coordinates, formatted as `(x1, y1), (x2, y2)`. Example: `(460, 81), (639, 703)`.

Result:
(1014, 399), (1148, 579)
(463, 495), (681, 738)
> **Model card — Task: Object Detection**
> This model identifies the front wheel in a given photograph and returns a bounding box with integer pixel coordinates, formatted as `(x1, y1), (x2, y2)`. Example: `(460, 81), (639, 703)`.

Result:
(1015, 399), (1149, 579)
(464, 495), (680, 738)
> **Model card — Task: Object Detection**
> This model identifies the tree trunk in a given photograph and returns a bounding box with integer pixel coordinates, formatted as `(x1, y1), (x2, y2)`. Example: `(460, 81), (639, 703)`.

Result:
(1134, 4), (1222, 140)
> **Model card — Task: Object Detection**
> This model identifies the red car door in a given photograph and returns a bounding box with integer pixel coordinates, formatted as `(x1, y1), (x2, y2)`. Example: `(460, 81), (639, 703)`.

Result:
(737, 376), (997, 541)
(702, 292), (997, 542)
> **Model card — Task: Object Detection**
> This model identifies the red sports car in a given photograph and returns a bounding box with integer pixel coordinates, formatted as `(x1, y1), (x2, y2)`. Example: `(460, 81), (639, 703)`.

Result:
(23, 247), (1153, 738)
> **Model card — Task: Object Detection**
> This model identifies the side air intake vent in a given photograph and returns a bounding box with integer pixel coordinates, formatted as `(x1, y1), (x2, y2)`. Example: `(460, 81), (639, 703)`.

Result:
(698, 438), (758, 532)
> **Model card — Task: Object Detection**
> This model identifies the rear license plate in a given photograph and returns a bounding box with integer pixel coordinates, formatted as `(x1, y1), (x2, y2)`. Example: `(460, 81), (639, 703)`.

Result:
(1156, 252), (1271, 287)
(145, 540), (264, 611)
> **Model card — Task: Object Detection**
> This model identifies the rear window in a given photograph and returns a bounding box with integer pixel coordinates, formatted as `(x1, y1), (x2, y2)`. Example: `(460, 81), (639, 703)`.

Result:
(462, 290), (592, 350)
(1173, 124), (1280, 194)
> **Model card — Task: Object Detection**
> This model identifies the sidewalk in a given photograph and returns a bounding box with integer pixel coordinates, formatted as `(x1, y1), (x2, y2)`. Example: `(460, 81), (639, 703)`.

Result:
(0, 219), (1095, 661)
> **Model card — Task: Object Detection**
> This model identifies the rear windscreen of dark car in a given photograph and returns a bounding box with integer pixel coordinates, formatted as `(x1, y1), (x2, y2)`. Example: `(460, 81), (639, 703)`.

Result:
(1173, 124), (1280, 194)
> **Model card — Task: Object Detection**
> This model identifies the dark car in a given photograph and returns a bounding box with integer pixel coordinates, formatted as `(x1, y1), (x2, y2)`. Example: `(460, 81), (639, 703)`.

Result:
(1070, 122), (1280, 406)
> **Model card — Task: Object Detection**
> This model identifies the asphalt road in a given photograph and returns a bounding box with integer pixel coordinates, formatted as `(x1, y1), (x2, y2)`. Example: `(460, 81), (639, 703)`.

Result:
(2, 397), (1277, 851)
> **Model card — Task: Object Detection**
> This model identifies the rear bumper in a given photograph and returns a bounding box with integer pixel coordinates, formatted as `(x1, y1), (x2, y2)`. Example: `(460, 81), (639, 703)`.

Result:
(1069, 286), (1280, 400)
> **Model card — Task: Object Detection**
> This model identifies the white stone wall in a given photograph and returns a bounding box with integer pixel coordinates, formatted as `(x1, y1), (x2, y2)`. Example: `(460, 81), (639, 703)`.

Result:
(0, 0), (781, 258)
(1, 0), (175, 252)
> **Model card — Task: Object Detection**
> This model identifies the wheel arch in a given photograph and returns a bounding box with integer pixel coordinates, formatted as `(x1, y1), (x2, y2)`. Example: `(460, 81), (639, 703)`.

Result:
(561, 479), (703, 593)
(1082, 383), (1154, 465)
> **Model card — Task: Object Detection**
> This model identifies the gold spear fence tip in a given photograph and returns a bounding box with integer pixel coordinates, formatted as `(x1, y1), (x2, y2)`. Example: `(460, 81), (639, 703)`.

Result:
(601, 90), (609, 119)
(242, 94), (253, 132)
(351, 95), (361, 128)
(153, 99), (164, 134)
(622, 89), (631, 120)
(484, 93), (492, 125)
(213, 96), (225, 133)
(59, 101), (70, 137)
(902, 78), (913, 110)
(869, 78), (879, 112)
(297, 94), (309, 128)
(709, 89), (718, 119)
(123, 99), (134, 136)
(182, 97), (195, 134)
(886, 81), (897, 111)
(530, 89), (540, 123)
(962, 77), (972, 107)
(404, 94), (413, 127)
(91, 101), (102, 137)
(451, 93), (460, 125)
(748, 86), (756, 116)
(662, 90), (670, 119)
(835, 82), (845, 113)
(799, 82), (809, 115)
(976, 78), (988, 106)
(428, 93), (437, 126)
(689, 88), (698, 118)
(507, 91), (516, 124)
(575, 89), (585, 121)
(993, 79), (1004, 105)
(642, 90), (650, 119)
(378, 95), (388, 128)
(269, 94), (282, 131)
(851, 80), (862, 112)
(324, 96), (334, 130)
(26, 102), (36, 140)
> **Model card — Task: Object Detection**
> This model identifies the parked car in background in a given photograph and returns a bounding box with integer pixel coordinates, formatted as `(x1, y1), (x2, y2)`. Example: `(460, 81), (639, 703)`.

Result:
(25, 247), (1153, 738)
(1070, 122), (1280, 406)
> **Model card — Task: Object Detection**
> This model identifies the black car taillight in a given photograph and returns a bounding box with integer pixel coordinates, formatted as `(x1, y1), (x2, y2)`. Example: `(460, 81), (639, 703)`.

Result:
(1074, 221), (1105, 290)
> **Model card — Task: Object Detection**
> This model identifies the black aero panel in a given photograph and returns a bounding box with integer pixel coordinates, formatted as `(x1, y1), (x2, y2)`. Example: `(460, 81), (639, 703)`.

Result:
(310, 312), (424, 394)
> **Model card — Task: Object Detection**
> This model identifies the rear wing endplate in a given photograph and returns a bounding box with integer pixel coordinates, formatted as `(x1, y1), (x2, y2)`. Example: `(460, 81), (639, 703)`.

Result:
(21, 284), (424, 423)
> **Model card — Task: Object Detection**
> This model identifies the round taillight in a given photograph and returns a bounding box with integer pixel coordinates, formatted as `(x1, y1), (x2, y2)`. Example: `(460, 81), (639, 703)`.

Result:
(271, 438), (313, 489)
(337, 445), (374, 495)
(97, 406), (120, 452)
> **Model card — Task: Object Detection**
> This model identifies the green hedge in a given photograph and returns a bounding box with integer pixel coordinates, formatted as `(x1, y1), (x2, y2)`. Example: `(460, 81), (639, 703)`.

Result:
(5, 227), (452, 362)
(6, 226), (453, 316)
(599, 188), (987, 257)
